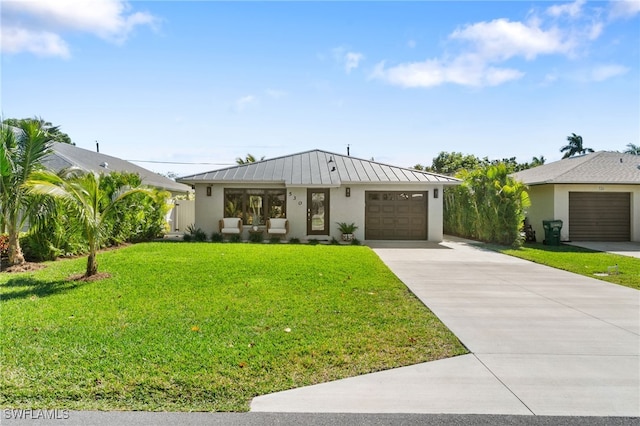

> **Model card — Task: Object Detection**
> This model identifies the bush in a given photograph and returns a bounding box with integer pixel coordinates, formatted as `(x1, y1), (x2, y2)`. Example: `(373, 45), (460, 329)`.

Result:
(288, 237), (301, 244)
(211, 232), (224, 242)
(183, 224), (207, 242)
(249, 231), (264, 243)
(444, 163), (530, 247)
(229, 234), (242, 243)
(20, 234), (62, 261)
(0, 234), (8, 259)
(269, 236), (281, 244)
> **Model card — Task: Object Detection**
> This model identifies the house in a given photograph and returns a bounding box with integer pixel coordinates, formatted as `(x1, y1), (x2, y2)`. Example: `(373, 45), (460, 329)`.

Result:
(177, 149), (461, 242)
(42, 142), (194, 233)
(43, 142), (191, 196)
(512, 151), (640, 242)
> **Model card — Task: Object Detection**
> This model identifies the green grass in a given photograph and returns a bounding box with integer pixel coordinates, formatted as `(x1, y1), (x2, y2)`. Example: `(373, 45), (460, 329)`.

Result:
(497, 243), (640, 290)
(0, 242), (467, 412)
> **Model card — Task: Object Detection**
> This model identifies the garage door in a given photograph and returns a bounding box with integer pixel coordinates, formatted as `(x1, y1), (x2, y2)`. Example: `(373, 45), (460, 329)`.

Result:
(365, 191), (428, 240)
(569, 192), (630, 241)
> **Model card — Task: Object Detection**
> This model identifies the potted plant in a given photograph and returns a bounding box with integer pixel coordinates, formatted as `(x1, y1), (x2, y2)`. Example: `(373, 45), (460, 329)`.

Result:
(336, 222), (358, 242)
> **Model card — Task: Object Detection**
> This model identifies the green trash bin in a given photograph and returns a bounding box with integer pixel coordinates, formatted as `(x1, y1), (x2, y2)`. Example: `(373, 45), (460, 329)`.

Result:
(542, 220), (563, 245)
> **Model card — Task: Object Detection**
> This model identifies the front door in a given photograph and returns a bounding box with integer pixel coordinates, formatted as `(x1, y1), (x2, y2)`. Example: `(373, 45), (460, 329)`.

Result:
(307, 188), (330, 235)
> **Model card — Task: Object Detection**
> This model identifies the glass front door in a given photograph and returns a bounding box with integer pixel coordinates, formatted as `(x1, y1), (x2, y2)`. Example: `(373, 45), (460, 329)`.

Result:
(307, 189), (330, 235)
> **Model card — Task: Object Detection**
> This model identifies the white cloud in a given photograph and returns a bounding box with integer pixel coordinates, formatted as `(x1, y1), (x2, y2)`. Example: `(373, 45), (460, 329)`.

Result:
(233, 95), (258, 112)
(332, 47), (365, 74)
(609, 0), (640, 19)
(1, 0), (158, 57)
(450, 18), (574, 61)
(372, 55), (524, 89)
(407, 39), (417, 49)
(1, 26), (70, 58)
(546, 0), (586, 18)
(265, 89), (287, 99)
(589, 64), (629, 81)
(344, 52), (364, 74)
(371, 1), (621, 89)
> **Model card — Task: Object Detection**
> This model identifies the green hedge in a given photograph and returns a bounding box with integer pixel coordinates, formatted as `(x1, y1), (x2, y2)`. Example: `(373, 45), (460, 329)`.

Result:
(444, 163), (530, 247)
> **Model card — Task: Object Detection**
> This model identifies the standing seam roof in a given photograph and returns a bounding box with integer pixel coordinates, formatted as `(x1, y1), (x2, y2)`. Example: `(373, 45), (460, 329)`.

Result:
(178, 149), (461, 186)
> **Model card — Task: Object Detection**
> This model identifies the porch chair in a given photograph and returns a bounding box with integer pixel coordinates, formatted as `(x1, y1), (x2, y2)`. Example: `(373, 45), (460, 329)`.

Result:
(267, 218), (289, 238)
(219, 218), (242, 236)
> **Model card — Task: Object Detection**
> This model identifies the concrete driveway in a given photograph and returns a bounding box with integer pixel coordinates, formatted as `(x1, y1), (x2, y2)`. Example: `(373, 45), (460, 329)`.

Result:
(251, 239), (640, 416)
(565, 241), (640, 259)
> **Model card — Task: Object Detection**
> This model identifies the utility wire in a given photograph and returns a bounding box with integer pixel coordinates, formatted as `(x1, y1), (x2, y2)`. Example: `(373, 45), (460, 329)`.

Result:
(127, 159), (234, 166)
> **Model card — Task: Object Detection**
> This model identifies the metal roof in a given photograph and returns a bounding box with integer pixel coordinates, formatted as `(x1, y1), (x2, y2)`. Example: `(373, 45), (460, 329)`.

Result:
(43, 142), (192, 194)
(512, 151), (640, 185)
(178, 149), (461, 187)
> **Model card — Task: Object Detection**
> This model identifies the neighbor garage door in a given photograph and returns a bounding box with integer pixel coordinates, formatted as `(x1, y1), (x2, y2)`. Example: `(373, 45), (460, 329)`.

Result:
(569, 192), (630, 241)
(365, 191), (428, 240)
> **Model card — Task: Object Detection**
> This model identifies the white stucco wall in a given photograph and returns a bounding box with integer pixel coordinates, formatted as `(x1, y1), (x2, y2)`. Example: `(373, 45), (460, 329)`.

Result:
(526, 183), (639, 242)
(524, 185), (555, 243)
(193, 182), (448, 242)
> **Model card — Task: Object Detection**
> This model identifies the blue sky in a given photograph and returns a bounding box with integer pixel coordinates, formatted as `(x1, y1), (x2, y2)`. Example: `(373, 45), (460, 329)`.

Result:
(2, 1), (639, 177)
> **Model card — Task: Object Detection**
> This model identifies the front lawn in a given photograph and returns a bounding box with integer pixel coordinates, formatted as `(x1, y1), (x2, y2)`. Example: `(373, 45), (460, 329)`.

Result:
(0, 243), (467, 411)
(498, 243), (640, 290)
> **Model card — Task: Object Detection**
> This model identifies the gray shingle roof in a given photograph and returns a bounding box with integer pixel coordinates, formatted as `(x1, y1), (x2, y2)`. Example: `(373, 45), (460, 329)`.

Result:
(512, 151), (640, 185)
(43, 142), (191, 194)
(178, 149), (460, 186)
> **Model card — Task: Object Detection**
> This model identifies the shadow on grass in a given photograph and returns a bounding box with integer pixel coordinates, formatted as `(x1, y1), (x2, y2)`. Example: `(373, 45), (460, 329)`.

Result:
(0, 276), (88, 302)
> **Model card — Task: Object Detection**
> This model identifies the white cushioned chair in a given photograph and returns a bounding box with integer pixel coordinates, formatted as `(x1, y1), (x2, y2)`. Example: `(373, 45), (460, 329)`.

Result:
(267, 218), (288, 238)
(219, 218), (242, 235)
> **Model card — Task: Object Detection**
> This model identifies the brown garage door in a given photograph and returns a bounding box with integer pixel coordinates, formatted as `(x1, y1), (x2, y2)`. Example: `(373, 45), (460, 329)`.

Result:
(365, 191), (428, 240)
(569, 192), (630, 241)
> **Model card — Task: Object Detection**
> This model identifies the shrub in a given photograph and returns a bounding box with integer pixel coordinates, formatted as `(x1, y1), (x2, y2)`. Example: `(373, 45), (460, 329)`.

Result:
(307, 239), (319, 245)
(229, 234), (242, 243)
(249, 231), (264, 243)
(211, 232), (224, 242)
(0, 234), (8, 258)
(183, 224), (207, 242)
(288, 237), (301, 244)
(444, 163), (530, 247)
(269, 236), (281, 244)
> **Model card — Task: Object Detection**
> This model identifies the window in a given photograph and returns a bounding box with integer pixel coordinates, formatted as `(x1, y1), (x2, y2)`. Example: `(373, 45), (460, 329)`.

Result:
(224, 189), (286, 225)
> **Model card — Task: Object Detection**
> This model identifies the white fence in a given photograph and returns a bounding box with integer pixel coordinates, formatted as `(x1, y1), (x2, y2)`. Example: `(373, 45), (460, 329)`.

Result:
(168, 199), (195, 233)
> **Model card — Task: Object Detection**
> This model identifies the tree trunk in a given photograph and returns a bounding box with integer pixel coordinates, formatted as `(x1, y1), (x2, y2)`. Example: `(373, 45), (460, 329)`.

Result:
(7, 229), (25, 265)
(85, 251), (98, 277)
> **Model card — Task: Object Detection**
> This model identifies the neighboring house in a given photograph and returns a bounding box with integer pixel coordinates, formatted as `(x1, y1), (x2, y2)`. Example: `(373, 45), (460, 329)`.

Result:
(512, 151), (640, 242)
(42, 142), (194, 233)
(177, 149), (460, 242)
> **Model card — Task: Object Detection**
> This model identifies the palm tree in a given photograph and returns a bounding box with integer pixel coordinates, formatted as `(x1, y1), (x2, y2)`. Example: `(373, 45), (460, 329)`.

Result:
(624, 143), (640, 155)
(0, 119), (52, 265)
(235, 154), (265, 164)
(560, 133), (594, 159)
(531, 155), (546, 167)
(28, 169), (154, 277)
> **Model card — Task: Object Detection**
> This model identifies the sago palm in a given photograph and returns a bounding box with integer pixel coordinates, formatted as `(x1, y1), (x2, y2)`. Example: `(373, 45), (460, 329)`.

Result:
(28, 169), (154, 277)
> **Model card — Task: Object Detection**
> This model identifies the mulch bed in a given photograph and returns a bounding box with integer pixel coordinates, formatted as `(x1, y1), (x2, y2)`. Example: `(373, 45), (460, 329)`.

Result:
(2, 262), (47, 273)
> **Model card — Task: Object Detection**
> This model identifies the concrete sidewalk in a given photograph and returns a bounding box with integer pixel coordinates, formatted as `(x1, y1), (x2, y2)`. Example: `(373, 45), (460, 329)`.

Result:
(251, 239), (640, 416)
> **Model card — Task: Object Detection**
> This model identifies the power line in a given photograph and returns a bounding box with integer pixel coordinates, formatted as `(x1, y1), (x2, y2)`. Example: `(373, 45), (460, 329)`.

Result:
(127, 159), (234, 166)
